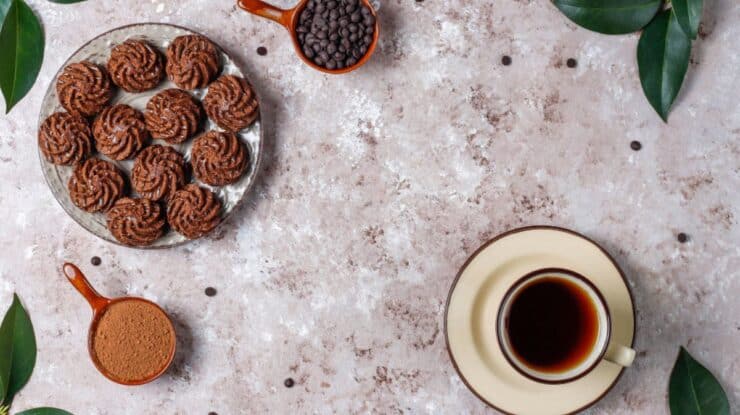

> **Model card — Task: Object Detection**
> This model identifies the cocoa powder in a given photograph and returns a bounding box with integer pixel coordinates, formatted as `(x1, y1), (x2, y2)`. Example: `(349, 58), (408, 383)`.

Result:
(91, 299), (175, 383)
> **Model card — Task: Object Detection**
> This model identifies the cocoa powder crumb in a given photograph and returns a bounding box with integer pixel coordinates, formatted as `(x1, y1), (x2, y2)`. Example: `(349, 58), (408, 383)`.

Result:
(92, 299), (175, 383)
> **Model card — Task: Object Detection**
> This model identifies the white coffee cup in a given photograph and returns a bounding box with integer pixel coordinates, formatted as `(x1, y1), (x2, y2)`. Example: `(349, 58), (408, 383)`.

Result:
(497, 268), (636, 383)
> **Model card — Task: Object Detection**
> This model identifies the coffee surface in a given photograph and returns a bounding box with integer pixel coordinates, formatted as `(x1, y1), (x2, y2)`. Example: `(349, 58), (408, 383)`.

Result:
(92, 299), (175, 382)
(506, 276), (599, 373)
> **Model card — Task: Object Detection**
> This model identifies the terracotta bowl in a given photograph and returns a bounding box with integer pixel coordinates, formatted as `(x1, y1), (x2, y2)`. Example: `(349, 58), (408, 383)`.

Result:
(63, 263), (177, 385)
(239, 0), (380, 74)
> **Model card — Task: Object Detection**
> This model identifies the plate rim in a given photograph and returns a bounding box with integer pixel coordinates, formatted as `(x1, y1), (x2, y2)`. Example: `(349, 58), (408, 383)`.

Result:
(37, 22), (265, 249)
(443, 225), (637, 415)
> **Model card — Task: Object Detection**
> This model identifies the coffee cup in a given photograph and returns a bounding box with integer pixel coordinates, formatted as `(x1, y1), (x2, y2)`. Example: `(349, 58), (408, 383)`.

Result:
(496, 268), (635, 384)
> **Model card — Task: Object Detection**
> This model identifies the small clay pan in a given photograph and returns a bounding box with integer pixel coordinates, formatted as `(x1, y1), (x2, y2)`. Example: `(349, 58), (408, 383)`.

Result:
(63, 263), (177, 385)
(239, 0), (380, 74)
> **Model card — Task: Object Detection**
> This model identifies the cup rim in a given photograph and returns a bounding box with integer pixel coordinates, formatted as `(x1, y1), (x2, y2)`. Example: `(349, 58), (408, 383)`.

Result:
(496, 267), (612, 385)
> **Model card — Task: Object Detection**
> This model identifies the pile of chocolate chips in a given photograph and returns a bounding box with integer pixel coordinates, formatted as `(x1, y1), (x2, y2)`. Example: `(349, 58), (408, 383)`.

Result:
(296, 0), (376, 70)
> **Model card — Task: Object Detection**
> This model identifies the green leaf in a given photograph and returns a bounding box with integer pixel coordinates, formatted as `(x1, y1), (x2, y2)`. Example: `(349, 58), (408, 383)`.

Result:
(16, 409), (73, 415)
(637, 9), (691, 122)
(0, 300), (14, 404)
(0, 295), (36, 406)
(552, 0), (662, 35)
(4, 294), (36, 404)
(672, 0), (703, 39)
(669, 347), (730, 415)
(0, 0), (44, 113)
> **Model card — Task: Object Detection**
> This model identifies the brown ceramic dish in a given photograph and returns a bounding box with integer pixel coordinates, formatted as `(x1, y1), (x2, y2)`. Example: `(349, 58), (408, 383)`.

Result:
(63, 263), (177, 385)
(238, 0), (379, 74)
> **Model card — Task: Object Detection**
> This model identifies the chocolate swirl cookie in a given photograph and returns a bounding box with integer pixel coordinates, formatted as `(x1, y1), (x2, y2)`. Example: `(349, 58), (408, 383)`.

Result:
(131, 145), (186, 201)
(107, 39), (165, 92)
(165, 35), (220, 90)
(190, 131), (248, 186)
(56, 61), (114, 117)
(144, 89), (202, 144)
(167, 184), (222, 239)
(203, 75), (259, 132)
(93, 104), (149, 160)
(68, 158), (126, 213)
(38, 112), (93, 165)
(107, 197), (165, 246)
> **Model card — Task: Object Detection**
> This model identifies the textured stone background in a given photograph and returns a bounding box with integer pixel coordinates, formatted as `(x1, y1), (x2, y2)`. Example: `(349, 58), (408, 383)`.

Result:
(0, 0), (738, 413)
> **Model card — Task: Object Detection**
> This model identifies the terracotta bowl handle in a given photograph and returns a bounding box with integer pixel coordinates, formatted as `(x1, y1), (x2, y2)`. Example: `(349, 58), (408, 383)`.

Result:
(238, 0), (295, 27)
(63, 263), (111, 314)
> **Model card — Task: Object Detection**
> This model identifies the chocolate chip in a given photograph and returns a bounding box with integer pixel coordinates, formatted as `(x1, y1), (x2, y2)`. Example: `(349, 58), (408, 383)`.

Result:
(501, 55), (512, 66)
(566, 58), (577, 68)
(257, 46), (268, 56)
(630, 140), (642, 151)
(90, 256), (101, 266)
(284, 378), (295, 388)
(205, 287), (217, 297)
(677, 233), (689, 243)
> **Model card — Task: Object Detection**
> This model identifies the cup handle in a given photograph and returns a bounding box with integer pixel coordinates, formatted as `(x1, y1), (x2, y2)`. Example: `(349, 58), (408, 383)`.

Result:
(63, 263), (110, 313)
(604, 343), (636, 367)
(238, 0), (294, 27)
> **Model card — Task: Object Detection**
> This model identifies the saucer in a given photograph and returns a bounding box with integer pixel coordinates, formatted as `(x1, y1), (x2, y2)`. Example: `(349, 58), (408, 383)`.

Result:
(445, 226), (635, 415)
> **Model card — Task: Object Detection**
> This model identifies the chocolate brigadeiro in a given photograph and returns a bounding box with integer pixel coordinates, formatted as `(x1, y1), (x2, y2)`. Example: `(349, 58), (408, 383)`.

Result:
(56, 61), (114, 117)
(166, 35), (221, 90)
(108, 39), (165, 92)
(107, 197), (165, 247)
(93, 104), (149, 161)
(38, 112), (94, 165)
(190, 131), (248, 186)
(296, 0), (376, 70)
(167, 184), (222, 239)
(131, 145), (186, 202)
(68, 158), (126, 213)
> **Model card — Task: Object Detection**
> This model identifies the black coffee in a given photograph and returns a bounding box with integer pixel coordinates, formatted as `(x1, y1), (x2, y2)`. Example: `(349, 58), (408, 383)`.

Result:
(296, 0), (376, 70)
(505, 276), (599, 373)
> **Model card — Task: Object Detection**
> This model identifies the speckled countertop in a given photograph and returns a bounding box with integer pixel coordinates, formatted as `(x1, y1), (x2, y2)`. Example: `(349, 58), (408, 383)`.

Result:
(0, 0), (738, 413)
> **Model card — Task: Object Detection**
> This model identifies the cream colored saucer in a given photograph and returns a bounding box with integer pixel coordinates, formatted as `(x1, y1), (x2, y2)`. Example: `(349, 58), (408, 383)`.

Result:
(445, 226), (635, 415)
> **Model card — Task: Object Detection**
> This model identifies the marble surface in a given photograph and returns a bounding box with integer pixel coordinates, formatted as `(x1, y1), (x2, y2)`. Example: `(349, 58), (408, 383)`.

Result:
(0, 0), (738, 413)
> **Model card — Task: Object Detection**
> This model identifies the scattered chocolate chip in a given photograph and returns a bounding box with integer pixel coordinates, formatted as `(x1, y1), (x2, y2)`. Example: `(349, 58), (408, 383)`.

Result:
(501, 55), (512, 66)
(630, 141), (642, 151)
(205, 287), (217, 297)
(677, 233), (689, 243)
(284, 377), (295, 388)
(209, 412), (218, 415)
(257, 46), (267, 56)
(566, 58), (577, 68)
(91, 256), (101, 266)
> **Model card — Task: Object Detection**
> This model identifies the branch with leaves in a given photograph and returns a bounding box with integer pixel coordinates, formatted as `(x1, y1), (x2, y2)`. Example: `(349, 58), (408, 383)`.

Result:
(552, 0), (703, 121)
(0, 294), (72, 415)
